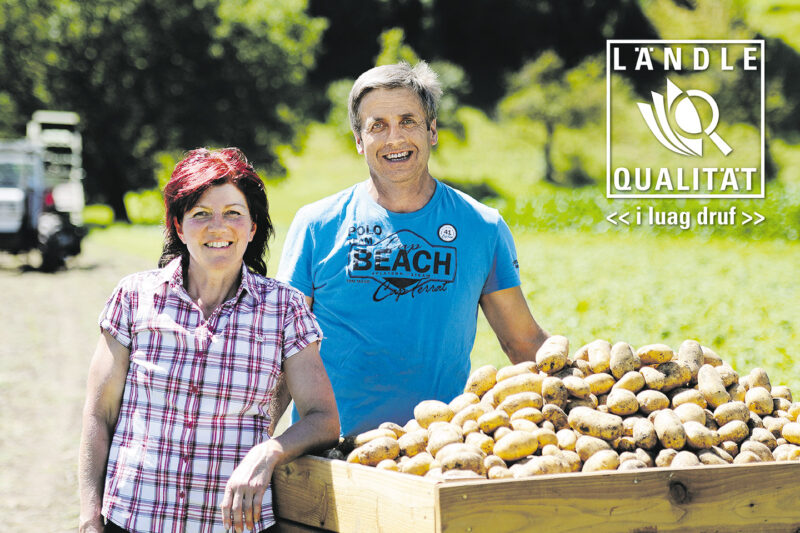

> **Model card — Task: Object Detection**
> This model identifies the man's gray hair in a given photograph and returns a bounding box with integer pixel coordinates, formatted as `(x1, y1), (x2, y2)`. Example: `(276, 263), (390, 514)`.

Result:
(348, 61), (443, 136)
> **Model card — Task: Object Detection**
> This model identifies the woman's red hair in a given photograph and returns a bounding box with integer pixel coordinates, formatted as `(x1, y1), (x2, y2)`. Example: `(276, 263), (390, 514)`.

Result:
(159, 148), (273, 275)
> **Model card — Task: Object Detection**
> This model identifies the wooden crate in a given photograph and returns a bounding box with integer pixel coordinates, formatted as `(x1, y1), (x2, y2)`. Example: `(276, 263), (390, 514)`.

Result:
(273, 455), (800, 532)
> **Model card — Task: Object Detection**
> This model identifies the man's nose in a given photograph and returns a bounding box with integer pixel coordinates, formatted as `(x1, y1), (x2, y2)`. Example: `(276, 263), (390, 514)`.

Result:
(386, 122), (405, 143)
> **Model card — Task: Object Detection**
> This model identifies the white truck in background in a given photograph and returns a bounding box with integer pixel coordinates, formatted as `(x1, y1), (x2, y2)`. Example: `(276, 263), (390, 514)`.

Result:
(0, 110), (86, 271)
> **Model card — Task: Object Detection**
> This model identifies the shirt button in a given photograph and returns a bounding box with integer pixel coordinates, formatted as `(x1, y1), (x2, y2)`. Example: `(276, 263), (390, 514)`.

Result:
(186, 419), (193, 429)
(179, 491), (185, 499)
(190, 384), (199, 394)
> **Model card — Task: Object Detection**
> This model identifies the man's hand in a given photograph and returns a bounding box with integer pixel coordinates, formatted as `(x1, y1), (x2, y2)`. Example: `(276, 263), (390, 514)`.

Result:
(220, 442), (280, 533)
(479, 286), (549, 363)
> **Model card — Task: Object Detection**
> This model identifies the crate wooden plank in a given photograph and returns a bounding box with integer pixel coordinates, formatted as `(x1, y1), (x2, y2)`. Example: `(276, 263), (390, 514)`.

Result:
(436, 462), (800, 533)
(272, 455), (440, 532)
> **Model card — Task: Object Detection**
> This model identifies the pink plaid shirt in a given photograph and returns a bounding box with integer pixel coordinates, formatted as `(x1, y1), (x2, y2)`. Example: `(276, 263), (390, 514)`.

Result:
(99, 257), (321, 533)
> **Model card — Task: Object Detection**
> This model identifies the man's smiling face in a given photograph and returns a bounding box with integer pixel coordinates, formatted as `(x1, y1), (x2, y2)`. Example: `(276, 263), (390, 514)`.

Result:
(355, 87), (438, 187)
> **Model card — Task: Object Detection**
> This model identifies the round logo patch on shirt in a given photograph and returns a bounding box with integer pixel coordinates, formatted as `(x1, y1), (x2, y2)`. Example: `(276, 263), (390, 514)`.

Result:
(438, 224), (457, 242)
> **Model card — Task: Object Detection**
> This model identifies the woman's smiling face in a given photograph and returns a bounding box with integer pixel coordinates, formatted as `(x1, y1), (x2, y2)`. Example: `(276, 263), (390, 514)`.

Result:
(176, 183), (256, 275)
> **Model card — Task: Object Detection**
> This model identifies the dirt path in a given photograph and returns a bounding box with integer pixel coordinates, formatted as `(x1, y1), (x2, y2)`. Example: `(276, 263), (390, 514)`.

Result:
(0, 239), (153, 531)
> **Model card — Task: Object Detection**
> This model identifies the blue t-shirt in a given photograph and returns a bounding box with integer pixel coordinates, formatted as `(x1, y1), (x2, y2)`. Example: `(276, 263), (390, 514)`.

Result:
(277, 179), (520, 435)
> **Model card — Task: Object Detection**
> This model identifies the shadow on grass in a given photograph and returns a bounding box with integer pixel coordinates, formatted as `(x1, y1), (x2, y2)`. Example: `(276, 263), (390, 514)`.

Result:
(440, 178), (500, 201)
(0, 257), (99, 274)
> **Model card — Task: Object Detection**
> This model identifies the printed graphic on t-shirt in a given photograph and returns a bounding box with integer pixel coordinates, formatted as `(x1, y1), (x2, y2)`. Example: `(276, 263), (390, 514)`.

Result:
(347, 228), (456, 302)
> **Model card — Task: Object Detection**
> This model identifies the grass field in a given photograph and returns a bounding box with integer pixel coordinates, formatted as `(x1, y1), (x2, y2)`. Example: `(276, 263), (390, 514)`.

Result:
(87, 114), (800, 390)
(87, 222), (800, 390)
(17, 115), (794, 530)
(474, 231), (799, 388)
(92, 117), (800, 389)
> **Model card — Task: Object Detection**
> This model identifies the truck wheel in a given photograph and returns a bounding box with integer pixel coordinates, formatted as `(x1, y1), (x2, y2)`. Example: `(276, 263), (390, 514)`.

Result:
(37, 212), (67, 272)
(39, 247), (65, 272)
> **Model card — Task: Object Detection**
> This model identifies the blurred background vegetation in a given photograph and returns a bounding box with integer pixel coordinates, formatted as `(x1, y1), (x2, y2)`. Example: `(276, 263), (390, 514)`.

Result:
(2, 0), (798, 232)
(2, 0), (798, 382)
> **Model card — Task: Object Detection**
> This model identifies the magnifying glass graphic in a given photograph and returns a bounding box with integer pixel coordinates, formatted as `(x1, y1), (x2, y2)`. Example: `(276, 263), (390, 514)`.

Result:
(638, 79), (734, 157)
(674, 89), (733, 156)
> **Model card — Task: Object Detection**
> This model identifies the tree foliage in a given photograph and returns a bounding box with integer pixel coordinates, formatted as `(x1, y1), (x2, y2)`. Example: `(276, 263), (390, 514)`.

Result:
(638, 0), (800, 180)
(3, 0), (798, 213)
(0, 0), (55, 136)
(0, 0), (326, 219)
(307, 0), (657, 107)
(499, 52), (604, 185)
(375, 28), (420, 67)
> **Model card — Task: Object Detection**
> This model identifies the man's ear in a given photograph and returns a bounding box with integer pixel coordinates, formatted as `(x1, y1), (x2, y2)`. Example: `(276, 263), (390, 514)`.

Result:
(429, 118), (438, 146)
(354, 131), (364, 155)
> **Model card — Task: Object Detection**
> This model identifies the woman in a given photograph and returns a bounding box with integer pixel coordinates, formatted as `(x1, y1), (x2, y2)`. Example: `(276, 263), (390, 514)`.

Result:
(78, 148), (339, 533)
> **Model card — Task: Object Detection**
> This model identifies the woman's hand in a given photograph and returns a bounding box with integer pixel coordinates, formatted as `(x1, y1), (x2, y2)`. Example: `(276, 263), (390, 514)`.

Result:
(78, 516), (105, 533)
(220, 341), (339, 532)
(220, 441), (282, 533)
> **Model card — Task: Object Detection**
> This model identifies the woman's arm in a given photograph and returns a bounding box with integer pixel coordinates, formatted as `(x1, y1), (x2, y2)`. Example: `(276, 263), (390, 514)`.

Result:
(78, 331), (130, 533)
(221, 340), (339, 533)
(266, 296), (315, 436)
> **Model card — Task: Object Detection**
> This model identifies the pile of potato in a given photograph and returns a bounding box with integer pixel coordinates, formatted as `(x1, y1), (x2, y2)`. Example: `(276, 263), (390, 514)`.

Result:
(343, 336), (800, 480)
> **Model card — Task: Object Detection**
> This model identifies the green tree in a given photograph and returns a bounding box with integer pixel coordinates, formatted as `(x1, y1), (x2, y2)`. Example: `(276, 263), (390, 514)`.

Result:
(0, 0), (55, 136)
(375, 28), (419, 66)
(306, 0), (657, 108)
(499, 51), (604, 186)
(1, 0), (326, 220)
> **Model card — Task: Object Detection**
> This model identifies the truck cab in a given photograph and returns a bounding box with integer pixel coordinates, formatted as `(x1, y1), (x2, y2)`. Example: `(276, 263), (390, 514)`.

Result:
(0, 111), (86, 271)
(0, 141), (45, 248)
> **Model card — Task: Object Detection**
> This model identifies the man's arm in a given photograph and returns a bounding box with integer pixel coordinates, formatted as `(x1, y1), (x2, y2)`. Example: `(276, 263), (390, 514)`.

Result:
(268, 295), (314, 436)
(479, 286), (549, 364)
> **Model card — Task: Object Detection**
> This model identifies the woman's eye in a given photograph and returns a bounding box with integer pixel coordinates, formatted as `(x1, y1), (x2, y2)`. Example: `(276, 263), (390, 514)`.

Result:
(193, 211), (210, 218)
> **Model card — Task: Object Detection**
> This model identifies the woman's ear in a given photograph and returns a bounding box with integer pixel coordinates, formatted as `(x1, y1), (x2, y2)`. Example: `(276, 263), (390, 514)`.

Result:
(174, 217), (185, 243)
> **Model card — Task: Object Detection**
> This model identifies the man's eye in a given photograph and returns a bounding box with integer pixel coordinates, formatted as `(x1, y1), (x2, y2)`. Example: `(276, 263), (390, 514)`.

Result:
(370, 122), (384, 131)
(401, 118), (415, 125)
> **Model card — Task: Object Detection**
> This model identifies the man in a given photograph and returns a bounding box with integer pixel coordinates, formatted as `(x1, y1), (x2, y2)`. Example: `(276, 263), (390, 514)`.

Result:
(276, 61), (548, 436)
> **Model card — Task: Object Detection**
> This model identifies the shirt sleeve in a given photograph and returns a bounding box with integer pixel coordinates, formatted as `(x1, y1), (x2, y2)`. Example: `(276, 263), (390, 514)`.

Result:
(98, 279), (133, 348)
(282, 289), (322, 362)
(481, 217), (521, 295)
(276, 208), (315, 297)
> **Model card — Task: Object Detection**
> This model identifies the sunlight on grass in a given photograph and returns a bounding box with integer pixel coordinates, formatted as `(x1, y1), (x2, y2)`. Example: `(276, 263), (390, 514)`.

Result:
(472, 231), (800, 389)
(88, 119), (800, 390)
(86, 224), (164, 265)
(267, 123), (365, 225)
(86, 223), (800, 390)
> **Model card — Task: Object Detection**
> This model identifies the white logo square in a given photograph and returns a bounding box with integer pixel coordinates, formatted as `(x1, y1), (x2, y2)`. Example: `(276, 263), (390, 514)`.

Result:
(606, 40), (765, 199)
